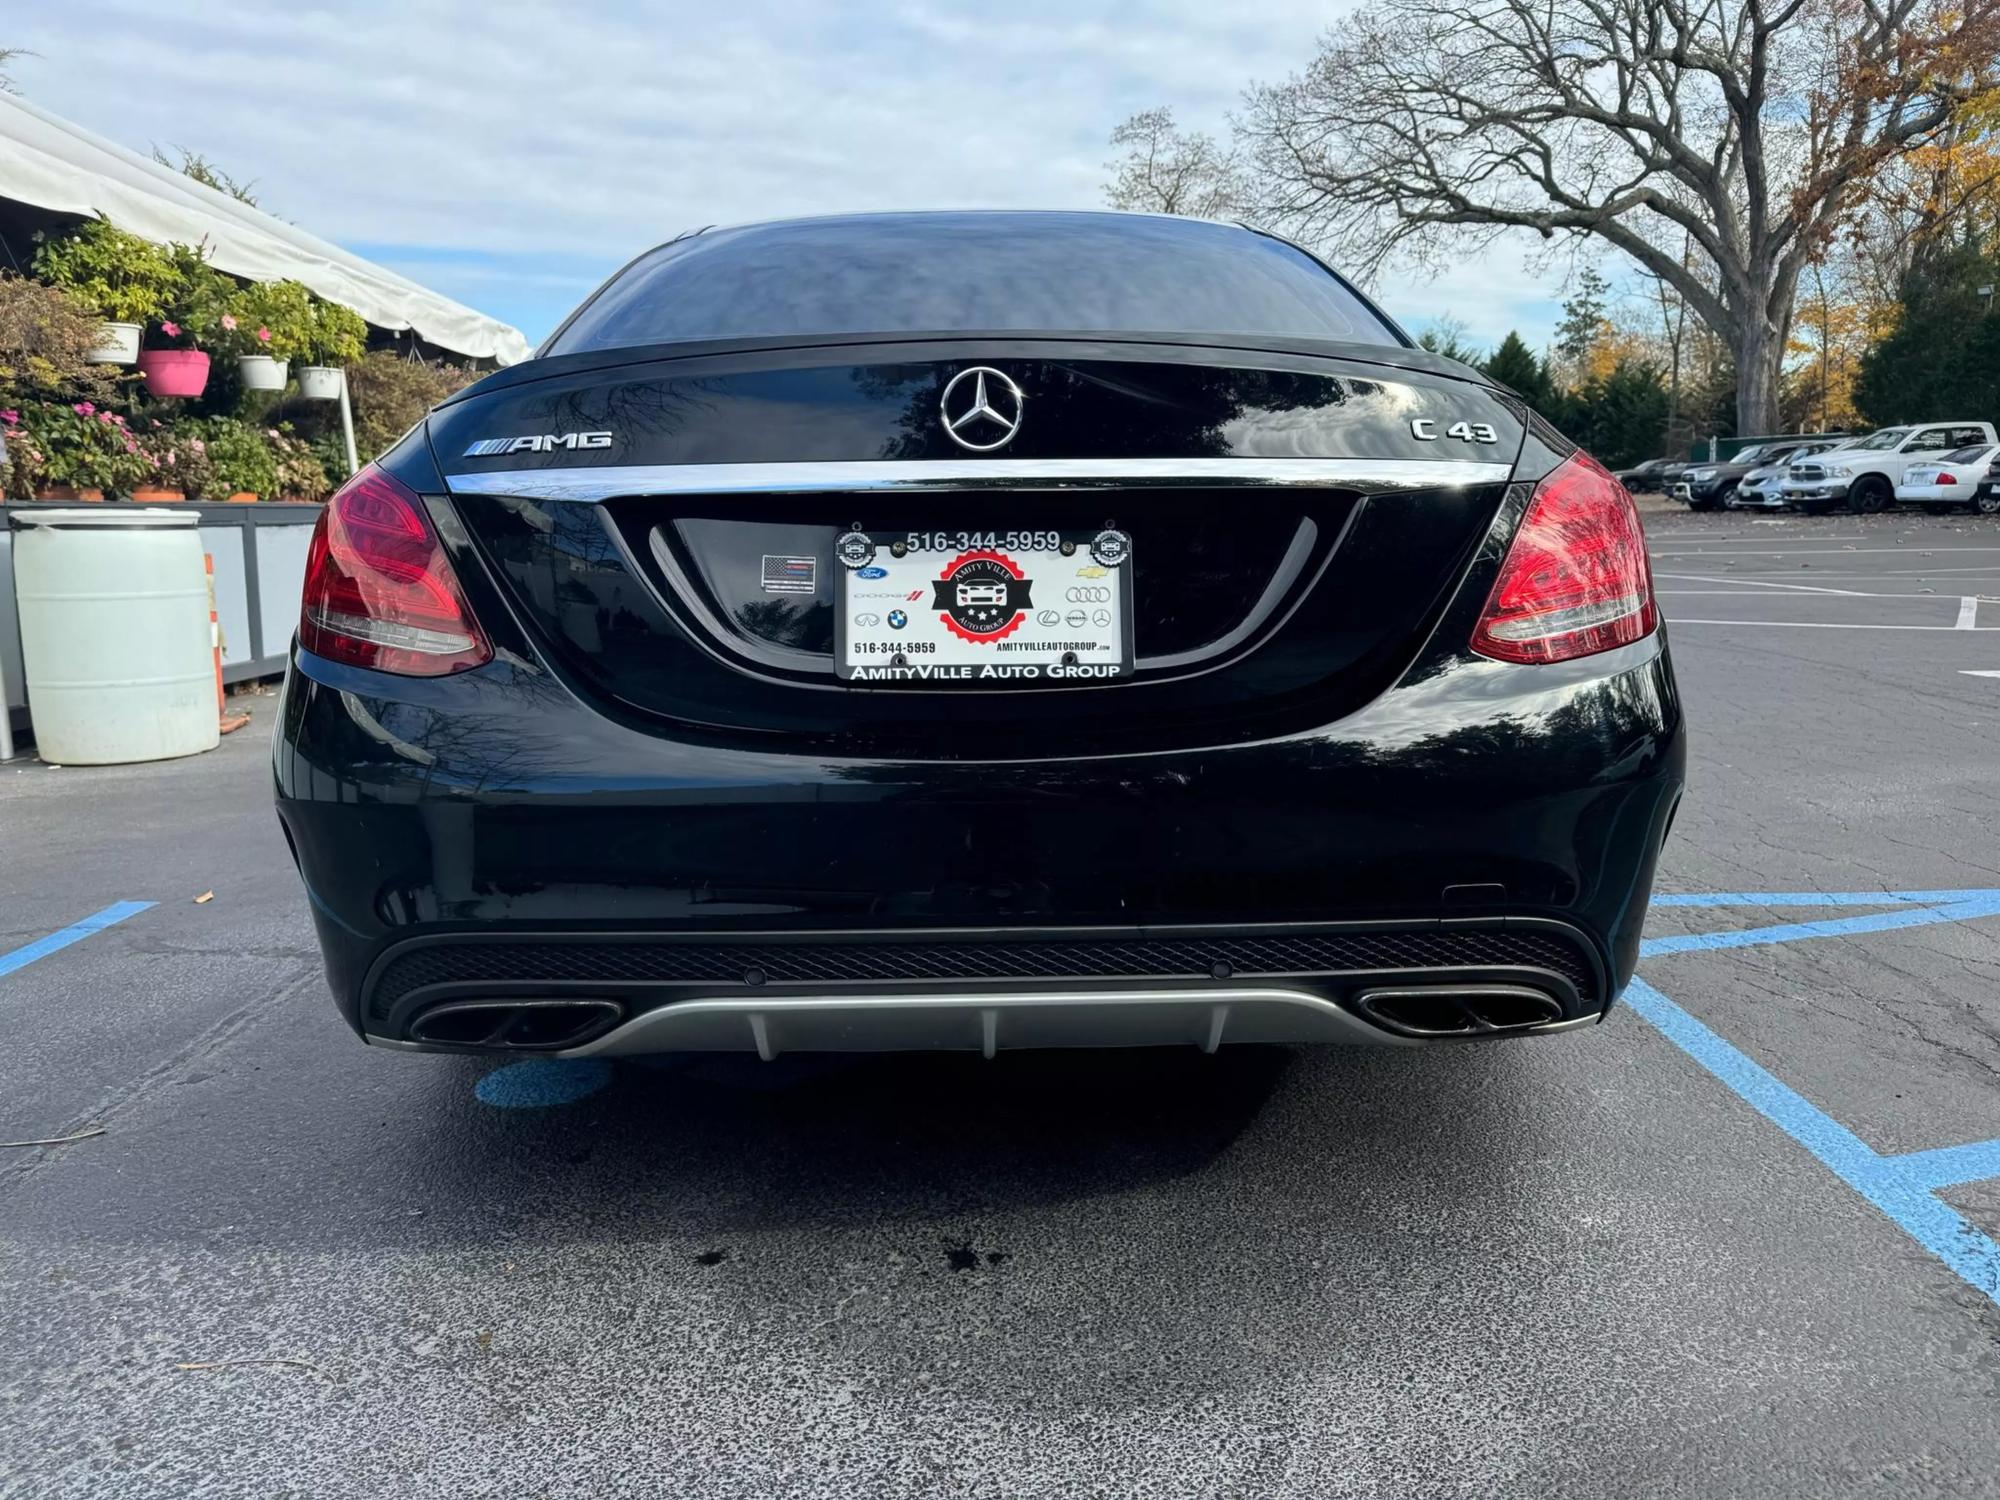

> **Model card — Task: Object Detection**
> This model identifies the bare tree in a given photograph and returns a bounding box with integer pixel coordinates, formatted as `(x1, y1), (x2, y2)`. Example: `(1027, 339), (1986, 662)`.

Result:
(1236, 0), (2000, 435)
(1103, 108), (1246, 219)
(0, 48), (31, 94)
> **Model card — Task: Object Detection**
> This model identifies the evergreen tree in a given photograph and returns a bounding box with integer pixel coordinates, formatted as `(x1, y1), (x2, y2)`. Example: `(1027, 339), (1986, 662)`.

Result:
(1854, 244), (2000, 425)
(1481, 331), (1553, 408)
(1553, 268), (1610, 367)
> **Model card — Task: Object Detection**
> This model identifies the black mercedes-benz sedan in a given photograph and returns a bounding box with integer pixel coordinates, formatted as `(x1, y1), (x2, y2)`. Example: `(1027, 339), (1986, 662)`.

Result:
(274, 210), (1684, 1060)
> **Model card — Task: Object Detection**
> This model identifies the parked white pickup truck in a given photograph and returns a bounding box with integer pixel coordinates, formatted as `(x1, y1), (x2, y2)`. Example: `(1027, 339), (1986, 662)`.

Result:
(1784, 424), (2000, 516)
(1782, 422), (1997, 513)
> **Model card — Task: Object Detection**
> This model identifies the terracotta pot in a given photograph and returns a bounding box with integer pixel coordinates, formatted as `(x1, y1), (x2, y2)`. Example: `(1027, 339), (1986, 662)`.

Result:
(225, 491), (259, 504)
(38, 486), (105, 502)
(135, 348), (212, 398)
(131, 486), (187, 502)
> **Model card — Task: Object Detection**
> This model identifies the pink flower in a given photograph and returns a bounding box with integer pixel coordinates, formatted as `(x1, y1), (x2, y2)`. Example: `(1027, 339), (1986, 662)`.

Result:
(0, 410), (16, 425)
(165, 450), (177, 466)
(97, 411), (113, 424)
(256, 326), (271, 343)
(190, 439), (206, 454)
(124, 438), (138, 453)
(266, 428), (281, 439)
(221, 314), (238, 332)
(73, 402), (95, 416)
(112, 414), (126, 426)
(161, 321), (180, 337)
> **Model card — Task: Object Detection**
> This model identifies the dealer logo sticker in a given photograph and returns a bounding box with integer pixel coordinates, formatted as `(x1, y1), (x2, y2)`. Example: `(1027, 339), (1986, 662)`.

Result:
(1090, 528), (1131, 568)
(930, 550), (1034, 644)
(835, 531), (877, 569)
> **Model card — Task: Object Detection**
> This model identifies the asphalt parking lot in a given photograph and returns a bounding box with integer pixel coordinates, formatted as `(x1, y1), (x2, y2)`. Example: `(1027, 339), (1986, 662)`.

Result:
(4, 506), (2000, 1498)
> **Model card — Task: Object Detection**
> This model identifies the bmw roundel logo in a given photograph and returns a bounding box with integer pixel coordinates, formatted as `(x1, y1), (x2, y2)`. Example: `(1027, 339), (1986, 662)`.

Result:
(887, 609), (909, 630)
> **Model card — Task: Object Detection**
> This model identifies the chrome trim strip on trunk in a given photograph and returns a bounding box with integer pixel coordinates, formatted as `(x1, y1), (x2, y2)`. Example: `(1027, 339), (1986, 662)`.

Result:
(443, 457), (1515, 502)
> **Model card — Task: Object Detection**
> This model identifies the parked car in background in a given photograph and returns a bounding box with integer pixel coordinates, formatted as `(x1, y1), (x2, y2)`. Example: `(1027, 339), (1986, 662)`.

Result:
(1894, 442), (2000, 513)
(1784, 422), (1997, 513)
(1730, 440), (1845, 509)
(1673, 441), (1816, 511)
(1616, 457), (1678, 494)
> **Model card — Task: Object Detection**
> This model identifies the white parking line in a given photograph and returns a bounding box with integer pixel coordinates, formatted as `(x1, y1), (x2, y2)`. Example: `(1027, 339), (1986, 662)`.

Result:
(1958, 597), (1980, 629)
(1671, 620), (2000, 631)
(1657, 572), (1872, 596)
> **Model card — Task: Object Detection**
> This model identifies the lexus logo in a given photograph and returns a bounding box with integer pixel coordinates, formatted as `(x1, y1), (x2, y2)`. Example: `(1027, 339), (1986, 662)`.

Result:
(939, 367), (1025, 453)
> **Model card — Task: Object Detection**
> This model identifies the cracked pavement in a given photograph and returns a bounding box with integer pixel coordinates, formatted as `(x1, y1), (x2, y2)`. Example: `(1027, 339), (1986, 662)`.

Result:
(2, 511), (2000, 1497)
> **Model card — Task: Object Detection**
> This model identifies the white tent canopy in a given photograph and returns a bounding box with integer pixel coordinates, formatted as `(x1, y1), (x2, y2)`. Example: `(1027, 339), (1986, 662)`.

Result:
(0, 92), (528, 366)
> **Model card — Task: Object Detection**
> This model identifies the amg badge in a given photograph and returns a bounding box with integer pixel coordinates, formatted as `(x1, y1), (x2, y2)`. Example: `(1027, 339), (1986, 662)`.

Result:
(463, 431), (614, 457)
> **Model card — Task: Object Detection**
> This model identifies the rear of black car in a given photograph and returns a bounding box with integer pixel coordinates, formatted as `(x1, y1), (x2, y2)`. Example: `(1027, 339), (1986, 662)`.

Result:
(274, 212), (1683, 1059)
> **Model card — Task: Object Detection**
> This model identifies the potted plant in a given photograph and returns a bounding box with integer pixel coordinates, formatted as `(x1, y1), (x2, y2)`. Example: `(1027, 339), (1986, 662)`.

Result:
(269, 424), (333, 501)
(135, 242), (234, 398)
(226, 279), (314, 391)
(137, 419), (215, 501)
(30, 221), (176, 366)
(201, 416), (279, 502)
(0, 407), (47, 500)
(25, 400), (150, 499)
(296, 300), (368, 400)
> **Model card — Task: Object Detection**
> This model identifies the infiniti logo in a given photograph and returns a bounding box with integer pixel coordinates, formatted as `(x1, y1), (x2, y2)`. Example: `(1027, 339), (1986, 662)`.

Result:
(939, 367), (1025, 452)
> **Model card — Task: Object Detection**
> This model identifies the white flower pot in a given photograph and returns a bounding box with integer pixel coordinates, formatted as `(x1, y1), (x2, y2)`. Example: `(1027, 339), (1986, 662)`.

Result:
(237, 355), (289, 391)
(298, 365), (344, 401)
(88, 322), (143, 364)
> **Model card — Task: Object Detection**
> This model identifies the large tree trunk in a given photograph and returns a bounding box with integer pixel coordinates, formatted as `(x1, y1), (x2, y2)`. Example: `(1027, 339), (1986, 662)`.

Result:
(1734, 314), (1785, 437)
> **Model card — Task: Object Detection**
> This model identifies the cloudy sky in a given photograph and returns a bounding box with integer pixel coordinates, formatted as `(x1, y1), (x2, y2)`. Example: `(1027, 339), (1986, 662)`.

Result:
(9, 2), (1565, 351)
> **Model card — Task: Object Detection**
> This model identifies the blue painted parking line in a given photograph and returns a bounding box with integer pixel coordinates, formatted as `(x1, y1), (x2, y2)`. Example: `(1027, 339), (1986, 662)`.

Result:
(1641, 890), (2000, 958)
(1629, 885), (2000, 1309)
(1884, 1138), (2000, 1192)
(1652, 890), (2000, 907)
(1623, 977), (2000, 1307)
(0, 900), (155, 980)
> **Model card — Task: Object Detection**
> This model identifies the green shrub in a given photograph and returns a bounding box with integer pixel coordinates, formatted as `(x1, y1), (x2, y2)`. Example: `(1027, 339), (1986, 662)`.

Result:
(141, 241), (238, 351)
(269, 423), (332, 500)
(0, 273), (119, 404)
(10, 399), (150, 495)
(224, 279), (316, 362)
(344, 350), (480, 459)
(301, 299), (368, 367)
(31, 220), (176, 325)
(200, 415), (280, 498)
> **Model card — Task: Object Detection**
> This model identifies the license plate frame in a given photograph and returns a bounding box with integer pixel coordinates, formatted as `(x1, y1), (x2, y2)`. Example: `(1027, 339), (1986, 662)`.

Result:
(834, 529), (1134, 686)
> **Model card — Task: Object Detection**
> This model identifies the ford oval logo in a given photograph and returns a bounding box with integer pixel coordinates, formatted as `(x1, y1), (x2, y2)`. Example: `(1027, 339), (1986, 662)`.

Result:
(856, 565), (889, 579)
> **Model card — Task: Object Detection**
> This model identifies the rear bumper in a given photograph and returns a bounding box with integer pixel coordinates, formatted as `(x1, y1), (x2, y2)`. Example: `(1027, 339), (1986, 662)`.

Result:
(274, 629), (1685, 1053)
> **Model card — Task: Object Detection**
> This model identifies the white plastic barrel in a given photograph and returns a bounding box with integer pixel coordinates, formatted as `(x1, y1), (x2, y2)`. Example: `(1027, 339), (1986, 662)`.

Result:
(12, 509), (220, 764)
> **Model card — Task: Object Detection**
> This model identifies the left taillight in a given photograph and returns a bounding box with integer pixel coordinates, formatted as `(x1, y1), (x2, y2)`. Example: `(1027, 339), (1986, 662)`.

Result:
(298, 464), (491, 676)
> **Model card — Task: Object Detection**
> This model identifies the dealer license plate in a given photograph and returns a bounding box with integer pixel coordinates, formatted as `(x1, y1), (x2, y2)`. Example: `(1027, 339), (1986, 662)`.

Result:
(834, 527), (1134, 685)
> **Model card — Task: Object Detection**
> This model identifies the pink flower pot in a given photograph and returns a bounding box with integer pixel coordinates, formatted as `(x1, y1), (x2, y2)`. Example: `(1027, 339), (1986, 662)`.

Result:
(135, 348), (212, 398)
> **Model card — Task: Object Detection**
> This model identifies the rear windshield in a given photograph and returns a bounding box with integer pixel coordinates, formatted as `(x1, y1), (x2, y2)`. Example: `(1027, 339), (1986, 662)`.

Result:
(546, 213), (1401, 355)
(1946, 444), (1993, 463)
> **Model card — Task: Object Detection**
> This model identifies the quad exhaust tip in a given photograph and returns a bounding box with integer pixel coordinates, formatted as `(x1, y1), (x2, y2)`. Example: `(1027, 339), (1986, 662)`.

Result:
(406, 998), (624, 1051)
(1352, 985), (1566, 1038)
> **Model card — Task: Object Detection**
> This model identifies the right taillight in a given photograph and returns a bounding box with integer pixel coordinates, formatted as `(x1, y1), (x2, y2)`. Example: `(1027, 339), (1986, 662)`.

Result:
(299, 464), (492, 676)
(1471, 451), (1657, 665)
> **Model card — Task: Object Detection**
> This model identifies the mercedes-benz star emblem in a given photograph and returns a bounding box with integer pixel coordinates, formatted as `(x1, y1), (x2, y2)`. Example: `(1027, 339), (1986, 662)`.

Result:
(939, 366), (1025, 453)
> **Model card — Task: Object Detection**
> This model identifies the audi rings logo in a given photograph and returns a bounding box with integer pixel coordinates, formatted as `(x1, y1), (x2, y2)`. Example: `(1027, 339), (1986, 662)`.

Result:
(1065, 585), (1112, 604)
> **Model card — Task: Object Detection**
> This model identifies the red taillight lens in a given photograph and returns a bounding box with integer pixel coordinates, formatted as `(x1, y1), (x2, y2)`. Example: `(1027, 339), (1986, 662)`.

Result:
(1938, 473), (1958, 484)
(298, 465), (491, 676)
(1471, 451), (1657, 665)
